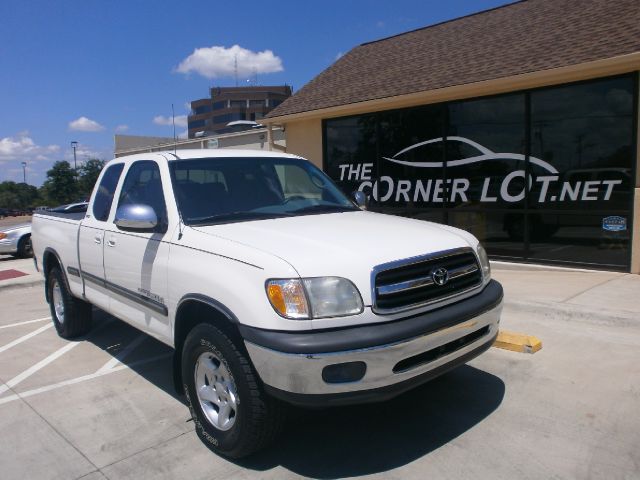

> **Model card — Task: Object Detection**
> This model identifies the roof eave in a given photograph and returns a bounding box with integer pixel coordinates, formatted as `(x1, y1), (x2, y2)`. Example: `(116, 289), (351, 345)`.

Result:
(262, 52), (640, 125)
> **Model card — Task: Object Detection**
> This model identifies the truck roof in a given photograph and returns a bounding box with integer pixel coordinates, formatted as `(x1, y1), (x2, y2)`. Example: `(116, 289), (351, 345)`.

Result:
(114, 149), (304, 163)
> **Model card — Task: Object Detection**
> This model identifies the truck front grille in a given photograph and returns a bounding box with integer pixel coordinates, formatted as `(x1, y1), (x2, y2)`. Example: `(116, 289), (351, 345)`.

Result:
(373, 248), (482, 314)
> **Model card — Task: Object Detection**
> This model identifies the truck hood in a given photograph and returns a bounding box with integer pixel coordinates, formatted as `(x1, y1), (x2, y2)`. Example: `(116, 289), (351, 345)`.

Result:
(192, 211), (475, 305)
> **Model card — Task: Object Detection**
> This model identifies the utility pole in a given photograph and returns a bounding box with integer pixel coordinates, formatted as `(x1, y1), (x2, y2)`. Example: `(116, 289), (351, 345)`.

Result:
(21, 162), (27, 183)
(71, 141), (78, 171)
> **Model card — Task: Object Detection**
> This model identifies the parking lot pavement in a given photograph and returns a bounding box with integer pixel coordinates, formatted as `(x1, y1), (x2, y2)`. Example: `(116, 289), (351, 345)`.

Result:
(0, 256), (40, 289)
(0, 265), (639, 480)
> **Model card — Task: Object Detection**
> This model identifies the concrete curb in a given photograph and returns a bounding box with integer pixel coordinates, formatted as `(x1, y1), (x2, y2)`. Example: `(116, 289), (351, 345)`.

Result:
(0, 278), (44, 292)
(494, 330), (542, 354)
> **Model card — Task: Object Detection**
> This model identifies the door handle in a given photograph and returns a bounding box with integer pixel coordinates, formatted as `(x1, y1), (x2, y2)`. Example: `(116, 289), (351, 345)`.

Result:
(94, 235), (102, 244)
(107, 238), (116, 247)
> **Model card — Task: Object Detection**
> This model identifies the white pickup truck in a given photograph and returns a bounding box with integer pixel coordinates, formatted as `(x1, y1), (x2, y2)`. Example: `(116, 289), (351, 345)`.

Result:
(32, 149), (502, 458)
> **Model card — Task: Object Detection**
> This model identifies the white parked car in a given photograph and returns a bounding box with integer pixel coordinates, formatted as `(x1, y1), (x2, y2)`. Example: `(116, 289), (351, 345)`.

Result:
(0, 223), (32, 257)
(32, 149), (502, 457)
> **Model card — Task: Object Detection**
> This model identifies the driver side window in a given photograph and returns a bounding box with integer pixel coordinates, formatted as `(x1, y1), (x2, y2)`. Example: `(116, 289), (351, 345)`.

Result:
(118, 161), (168, 230)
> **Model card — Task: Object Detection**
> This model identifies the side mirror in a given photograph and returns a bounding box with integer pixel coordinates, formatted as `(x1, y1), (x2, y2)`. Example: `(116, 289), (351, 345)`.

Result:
(115, 204), (158, 231)
(352, 191), (369, 210)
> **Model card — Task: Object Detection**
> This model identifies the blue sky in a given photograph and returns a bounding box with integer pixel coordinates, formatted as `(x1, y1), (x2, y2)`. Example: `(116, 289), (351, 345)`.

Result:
(0, 0), (512, 186)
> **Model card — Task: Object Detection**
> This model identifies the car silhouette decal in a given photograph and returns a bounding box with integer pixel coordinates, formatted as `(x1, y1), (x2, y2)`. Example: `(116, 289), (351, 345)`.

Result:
(382, 136), (558, 174)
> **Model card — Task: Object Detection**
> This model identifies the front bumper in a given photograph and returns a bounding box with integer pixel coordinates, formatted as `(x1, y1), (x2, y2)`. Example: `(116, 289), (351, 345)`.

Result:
(243, 280), (502, 406)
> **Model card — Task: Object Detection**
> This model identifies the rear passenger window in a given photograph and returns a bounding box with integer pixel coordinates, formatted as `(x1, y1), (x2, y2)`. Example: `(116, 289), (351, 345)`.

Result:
(117, 161), (168, 229)
(93, 163), (125, 221)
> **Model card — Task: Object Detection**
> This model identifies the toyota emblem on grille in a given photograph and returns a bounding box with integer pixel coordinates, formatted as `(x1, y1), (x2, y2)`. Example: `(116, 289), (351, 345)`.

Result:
(432, 267), (449, 286)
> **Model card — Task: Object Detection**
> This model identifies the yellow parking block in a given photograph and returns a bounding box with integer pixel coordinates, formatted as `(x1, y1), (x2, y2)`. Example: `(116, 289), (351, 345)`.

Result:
(493, 330), (542, 354)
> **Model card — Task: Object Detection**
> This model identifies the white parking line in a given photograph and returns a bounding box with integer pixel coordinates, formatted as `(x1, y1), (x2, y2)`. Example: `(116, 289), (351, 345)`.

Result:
(0, 353), (172, 406)
(0, 341), (79, 395)
(0, 317), (50, 330)
(96, 334), (147, 374)
(0, 323), (53, 354)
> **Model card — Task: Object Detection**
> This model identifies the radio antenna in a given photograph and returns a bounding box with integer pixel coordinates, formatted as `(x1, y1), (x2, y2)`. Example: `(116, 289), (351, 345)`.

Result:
(171, 103), (177, 155)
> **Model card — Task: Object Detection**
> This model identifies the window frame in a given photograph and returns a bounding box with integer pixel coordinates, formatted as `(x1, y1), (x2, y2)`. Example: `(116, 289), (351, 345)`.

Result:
(92, 163), (125, 222)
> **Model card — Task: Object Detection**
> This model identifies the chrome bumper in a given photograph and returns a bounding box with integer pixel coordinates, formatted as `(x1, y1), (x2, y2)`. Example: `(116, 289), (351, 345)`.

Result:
(245, 301), (501, 396)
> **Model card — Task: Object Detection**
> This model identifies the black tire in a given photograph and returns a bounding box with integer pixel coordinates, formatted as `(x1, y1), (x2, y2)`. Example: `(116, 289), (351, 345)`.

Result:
(16, 234), (33, 258)
(47, 266), (92, 338)
(182, 323), (286, 458)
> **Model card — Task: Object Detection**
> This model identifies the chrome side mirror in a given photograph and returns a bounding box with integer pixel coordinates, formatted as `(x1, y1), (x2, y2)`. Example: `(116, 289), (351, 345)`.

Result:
(352, 191), (368, 210)
(115, 204), (158, 231)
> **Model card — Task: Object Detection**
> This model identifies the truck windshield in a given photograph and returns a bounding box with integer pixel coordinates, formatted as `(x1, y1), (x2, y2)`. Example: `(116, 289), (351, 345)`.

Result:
(169, 157), (359, 225)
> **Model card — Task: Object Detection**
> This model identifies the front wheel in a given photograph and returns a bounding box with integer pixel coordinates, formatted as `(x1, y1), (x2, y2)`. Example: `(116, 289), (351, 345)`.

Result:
(182, 323), (285, 458)
(47, 267), (92, 338)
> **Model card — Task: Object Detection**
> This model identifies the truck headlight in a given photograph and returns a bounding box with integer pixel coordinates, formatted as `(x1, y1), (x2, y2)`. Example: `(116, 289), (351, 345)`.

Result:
(477, 244), (491, 281)
(266, 277), (363, 319)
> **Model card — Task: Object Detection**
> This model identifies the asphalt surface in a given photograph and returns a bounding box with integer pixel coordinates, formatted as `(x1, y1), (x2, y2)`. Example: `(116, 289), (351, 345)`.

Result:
(0, 257), (638, 480)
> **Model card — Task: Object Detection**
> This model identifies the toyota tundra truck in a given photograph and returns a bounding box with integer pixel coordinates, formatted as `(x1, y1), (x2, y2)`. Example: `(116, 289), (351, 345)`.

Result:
(31, 149), (502, 458)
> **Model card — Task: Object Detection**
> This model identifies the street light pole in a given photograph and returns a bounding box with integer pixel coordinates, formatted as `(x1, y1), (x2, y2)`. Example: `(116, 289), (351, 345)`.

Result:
(21, 162), (27, 183)
(71, 141), (78, 171)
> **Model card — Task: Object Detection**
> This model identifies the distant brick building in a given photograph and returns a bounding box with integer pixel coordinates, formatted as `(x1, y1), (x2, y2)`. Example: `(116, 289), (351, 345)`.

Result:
(188, 86), (292, 138)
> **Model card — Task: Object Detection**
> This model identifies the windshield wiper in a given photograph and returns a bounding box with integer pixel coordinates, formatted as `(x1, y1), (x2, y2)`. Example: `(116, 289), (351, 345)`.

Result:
(186, 211), (294, 225)
(293, 204), (359, 215)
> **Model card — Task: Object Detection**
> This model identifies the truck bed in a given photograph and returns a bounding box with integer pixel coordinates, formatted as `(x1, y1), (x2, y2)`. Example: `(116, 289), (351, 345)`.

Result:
(35, 210), (86, 221)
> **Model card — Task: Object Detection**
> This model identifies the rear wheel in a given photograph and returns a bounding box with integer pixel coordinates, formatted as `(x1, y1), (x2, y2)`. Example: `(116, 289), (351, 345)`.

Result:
(16, 235), (33, 258)
(182, 323), (285, 458)
(47, 266), (92, 338)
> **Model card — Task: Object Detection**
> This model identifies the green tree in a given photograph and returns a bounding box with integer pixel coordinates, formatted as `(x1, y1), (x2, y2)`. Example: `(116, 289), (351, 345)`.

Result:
(41, 161), (78, 205)
(77, 158), (105, 199)
(0, 181), (40, 209)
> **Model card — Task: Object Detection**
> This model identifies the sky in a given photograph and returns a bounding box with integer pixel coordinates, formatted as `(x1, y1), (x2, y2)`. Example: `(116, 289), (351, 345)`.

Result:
(0, 0), (513, 186)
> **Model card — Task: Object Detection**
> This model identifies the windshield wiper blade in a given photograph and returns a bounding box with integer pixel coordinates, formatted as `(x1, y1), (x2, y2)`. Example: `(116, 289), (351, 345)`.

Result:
(187, 211), (294, 225)
(293, 204), (358, 214)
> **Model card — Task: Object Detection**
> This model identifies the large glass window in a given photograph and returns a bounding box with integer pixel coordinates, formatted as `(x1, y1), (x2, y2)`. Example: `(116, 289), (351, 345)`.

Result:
(194, 104), (213, 115)
(188, 119), (205, 129)
(324, 115), (377, 197)
(92, 163), (124, 222)
(446, 94), (526, 210)
(377, 104), (445, 223)
(446, 94), (526, 257)
(323, 74), (636, 270)
(170, 157), (357, 225)
(527, 76), (634, 267)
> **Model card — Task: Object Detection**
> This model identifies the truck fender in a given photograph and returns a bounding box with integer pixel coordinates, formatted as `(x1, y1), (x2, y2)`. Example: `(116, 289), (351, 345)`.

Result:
(172, 294), (241, 394)
(42, 247), (70, 303)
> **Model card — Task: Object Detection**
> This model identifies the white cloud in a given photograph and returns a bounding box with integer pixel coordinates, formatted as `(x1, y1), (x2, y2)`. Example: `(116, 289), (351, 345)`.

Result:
(153, 115), (188, 128)
(0, 132), (110, 185)
(69, 116), (105, 132)
(115, 124), (129, 133)
(175, 44), (283, 79)
(335, 52), (344, 61)
(0, 132), (59, 163)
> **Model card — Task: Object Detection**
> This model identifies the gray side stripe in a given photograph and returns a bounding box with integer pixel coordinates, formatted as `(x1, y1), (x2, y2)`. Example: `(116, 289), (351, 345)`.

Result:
(72, 268), (168, 316)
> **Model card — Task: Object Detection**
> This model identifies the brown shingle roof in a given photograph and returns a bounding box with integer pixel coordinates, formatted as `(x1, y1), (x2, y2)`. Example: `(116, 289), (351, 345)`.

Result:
(267, 0), (640, 119)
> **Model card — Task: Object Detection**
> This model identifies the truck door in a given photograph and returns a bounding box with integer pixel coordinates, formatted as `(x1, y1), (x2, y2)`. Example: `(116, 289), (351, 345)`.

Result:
(78, 162), (125, 311)
(103, 160), (172, 342)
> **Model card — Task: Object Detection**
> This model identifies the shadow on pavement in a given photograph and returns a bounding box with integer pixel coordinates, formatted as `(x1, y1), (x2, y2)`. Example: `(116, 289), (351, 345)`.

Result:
(83, 308), (183, 404)
(241, 363), (505, 478)
(82, 309), (504, 477)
